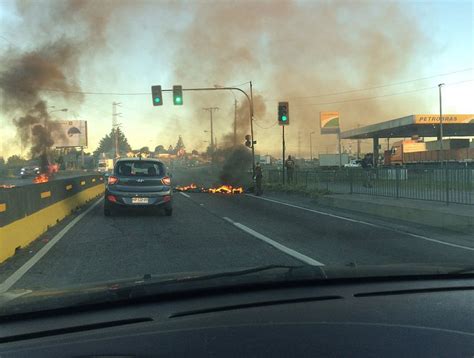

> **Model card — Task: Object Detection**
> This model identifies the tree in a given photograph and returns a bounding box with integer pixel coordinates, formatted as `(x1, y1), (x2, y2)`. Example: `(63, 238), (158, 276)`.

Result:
(140, 146), (150, 153)
(154, 145), (166, 154)
(174, 135), (185, 153)
(93, 128), (132, 157)
(7, 155), (28, 166)
(191, 149), (199, 156)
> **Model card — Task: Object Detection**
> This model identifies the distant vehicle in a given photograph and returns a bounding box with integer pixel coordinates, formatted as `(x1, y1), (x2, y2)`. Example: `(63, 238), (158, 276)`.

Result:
(344, 159), (362, 168)
(104, 158), (172, 216)
(319, 153), (350, 167)
(384, 139), (473, 165)
(97, 158), (114, 173)
(19, 166), (40, 178)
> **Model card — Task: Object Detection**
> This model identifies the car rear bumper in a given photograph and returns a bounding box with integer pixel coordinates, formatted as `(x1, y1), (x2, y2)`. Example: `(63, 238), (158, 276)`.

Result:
(105, 188), (172, 207)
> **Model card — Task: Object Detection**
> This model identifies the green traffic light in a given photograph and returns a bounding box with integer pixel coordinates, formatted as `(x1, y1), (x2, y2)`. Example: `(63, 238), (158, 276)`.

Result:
(154, 97), (161, 103)
(282, 115), (287, 121)
(175, 97), (182, 103)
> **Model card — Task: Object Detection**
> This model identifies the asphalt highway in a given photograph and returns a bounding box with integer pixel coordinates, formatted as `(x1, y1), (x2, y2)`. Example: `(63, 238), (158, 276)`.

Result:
(1, 189), (473, 293)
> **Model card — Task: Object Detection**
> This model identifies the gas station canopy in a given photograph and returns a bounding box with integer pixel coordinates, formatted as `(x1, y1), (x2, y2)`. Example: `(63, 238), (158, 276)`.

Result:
(340, 114), (474, 140)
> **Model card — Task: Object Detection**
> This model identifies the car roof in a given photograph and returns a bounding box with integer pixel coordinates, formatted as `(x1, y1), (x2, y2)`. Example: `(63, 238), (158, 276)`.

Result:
(115, 158), (164, 164)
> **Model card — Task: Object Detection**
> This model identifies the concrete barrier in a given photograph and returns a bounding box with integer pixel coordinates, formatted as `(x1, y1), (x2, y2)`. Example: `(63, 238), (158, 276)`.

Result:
(0, 175), (105, 263)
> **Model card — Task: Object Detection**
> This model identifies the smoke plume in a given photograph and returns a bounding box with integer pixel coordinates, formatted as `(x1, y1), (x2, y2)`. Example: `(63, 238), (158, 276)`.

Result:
(0, 0), (118, 162)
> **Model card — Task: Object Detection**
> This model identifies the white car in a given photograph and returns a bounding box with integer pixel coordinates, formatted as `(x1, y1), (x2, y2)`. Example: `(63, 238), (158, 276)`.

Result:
(344, 160), (362, 168)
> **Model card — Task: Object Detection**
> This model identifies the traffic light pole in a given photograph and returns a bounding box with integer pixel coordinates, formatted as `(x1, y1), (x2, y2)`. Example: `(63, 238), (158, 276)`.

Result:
(282, 125), (286, 185)
(161, 86), (256, 177)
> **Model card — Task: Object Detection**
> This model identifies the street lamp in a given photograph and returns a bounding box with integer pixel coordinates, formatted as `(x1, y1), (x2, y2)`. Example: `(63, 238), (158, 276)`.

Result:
(309, 131), (315, 161)
(438, 83), (445, 165)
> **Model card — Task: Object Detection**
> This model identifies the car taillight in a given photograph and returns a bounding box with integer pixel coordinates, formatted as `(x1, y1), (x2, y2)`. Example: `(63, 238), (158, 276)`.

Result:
(107, 195), (117, 202)
(161, 176), (171, 186)
(108, 176), (119, 185)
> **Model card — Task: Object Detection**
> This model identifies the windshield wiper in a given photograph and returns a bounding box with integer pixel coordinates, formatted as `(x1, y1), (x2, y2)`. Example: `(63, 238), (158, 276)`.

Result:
(111, 264), (325, 300)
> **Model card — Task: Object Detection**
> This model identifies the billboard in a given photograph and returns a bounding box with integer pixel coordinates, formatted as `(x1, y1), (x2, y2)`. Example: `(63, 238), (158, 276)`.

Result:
(320, 112), (340, 134)
(53, 120), (88, 148)
(414, 114), (474, 124)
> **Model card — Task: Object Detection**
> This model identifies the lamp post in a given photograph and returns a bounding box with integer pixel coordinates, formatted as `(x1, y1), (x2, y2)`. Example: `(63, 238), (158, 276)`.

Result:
(438, 83), (445, 165)
(309, 131), (315, 161)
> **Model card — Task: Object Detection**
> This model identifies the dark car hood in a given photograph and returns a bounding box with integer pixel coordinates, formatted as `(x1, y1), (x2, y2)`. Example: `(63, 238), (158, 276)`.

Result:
(0, 263), (473, 318)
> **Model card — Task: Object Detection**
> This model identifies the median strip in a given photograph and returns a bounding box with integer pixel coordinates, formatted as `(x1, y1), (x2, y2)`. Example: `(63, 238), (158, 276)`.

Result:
(222, 216), (324, 267)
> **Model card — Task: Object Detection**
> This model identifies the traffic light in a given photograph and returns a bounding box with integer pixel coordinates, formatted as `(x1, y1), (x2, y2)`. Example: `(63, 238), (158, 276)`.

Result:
(151, 85), (163, 106)
(278, 101), (289, 125)
(245, 134), (252, 148)
(173, 85), (183, 105)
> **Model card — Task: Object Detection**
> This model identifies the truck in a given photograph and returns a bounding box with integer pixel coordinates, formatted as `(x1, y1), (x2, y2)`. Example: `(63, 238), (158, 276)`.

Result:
(318, 153), (350, 167)
(384, 139), (473, 165)
(97, 158), (114, 173)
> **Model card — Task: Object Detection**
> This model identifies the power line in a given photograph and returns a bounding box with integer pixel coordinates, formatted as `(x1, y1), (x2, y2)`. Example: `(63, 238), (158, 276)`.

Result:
(266, 68), (473, 102)
(298, 79), (474, 107)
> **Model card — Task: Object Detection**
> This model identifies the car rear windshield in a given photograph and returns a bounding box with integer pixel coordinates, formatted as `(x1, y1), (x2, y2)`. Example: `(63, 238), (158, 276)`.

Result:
(115, 161), (165, 177)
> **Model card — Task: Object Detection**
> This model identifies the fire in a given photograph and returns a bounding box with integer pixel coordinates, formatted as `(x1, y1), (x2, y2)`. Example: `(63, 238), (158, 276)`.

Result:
(208, 185), (244, 194)
(175, 183), (198, 192)
(33, 174), (49, 184)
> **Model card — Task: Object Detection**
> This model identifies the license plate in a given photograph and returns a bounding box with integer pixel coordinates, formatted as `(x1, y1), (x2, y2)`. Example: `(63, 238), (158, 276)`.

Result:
(132, 197), (149, 204)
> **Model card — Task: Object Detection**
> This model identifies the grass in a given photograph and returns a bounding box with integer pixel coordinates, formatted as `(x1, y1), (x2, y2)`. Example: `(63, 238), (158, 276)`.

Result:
(263, 182), (331, 198)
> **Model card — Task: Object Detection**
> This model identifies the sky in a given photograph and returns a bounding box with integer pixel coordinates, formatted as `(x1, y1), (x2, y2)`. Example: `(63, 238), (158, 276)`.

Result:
(0, 0), (473, 159)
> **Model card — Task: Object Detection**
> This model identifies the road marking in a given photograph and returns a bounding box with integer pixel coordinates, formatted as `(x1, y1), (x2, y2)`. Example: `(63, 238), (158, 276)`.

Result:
(179, 192), (191, 198)
(80, 181), (86, 186)
(0, 198), (103, 294)
(66, 184), (73, 190)
(246, 194), (474, 252)
(222, 216), (324, 266)
(0, 203), (6, 212)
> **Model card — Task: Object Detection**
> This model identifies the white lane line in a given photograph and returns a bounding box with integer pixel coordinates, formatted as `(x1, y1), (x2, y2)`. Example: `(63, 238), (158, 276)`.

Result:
(0, 198), (103, 294)
(246, 194), (474, 252)
(179, 192), (191, 198)
(222, 216), (324, 266)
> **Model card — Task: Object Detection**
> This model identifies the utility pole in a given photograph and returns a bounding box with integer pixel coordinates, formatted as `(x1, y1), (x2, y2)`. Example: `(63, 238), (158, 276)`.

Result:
(310, 131), (315, 161)
(438, 83), (445, 165)
(112, 102), (122, 160)
(234, 99), (238, 148)
(356, 123), (361, 159)
(297, 131), (301, 159)
(203, 107), (219, 160)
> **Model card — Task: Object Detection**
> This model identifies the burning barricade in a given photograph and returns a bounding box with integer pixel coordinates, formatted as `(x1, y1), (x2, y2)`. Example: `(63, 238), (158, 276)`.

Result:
(175, 183), (245, 194)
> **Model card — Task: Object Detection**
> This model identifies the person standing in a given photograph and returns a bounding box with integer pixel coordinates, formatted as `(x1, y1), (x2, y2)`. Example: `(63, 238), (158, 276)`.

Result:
(285, 155), (295, 184)
(254, 163), (263, 196)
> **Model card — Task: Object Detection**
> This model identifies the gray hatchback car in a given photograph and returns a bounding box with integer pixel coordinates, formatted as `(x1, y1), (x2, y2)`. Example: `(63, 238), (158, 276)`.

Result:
(104, 158), (172, 216)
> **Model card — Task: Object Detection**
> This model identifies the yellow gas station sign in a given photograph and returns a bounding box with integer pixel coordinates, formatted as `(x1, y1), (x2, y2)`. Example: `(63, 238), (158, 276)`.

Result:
(414, 114), (474, 124)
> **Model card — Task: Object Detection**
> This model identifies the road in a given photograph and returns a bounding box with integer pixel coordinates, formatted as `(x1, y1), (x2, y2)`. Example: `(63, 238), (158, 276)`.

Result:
(1, 191), (473, 292)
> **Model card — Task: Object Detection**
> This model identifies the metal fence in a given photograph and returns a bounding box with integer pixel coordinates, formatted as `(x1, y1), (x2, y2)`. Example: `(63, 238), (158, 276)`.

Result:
(265, 167), (474, 205)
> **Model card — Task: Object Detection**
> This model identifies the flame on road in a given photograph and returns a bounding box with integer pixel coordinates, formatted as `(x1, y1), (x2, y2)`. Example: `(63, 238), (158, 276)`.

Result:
(175, 183), (198, 192)
(33, 174), (49, 183)
(175, 183), (244, 194)
(208, 185), (244, 194)
(0, 184), (16, 189)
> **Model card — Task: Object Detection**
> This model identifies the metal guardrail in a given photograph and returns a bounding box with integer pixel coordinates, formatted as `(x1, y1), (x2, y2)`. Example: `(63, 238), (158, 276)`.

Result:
(265, 167), (474, 205)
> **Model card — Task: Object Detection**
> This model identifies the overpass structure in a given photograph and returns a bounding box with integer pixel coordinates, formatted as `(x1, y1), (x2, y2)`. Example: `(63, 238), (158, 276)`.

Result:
(340, 114), (474, 166)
